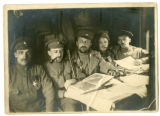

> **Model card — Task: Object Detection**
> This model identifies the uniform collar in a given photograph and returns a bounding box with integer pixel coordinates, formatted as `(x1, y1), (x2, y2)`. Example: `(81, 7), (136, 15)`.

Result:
(48, 59), (64, 64)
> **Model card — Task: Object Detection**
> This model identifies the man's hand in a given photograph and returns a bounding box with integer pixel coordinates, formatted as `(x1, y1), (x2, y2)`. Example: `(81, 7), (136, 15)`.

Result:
(108, 70), (117, 76)
(108, 69), (126, 77)
(58, 90), (70, 98)
(134, 59), (142, 66)
(64, 91), (69, 98)
(64, 79), (77, 90)
(58, 90), (65, 98)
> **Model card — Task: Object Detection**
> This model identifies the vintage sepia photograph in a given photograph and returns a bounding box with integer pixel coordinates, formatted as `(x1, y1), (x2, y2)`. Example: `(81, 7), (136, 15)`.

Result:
(4, 3), (158, 113)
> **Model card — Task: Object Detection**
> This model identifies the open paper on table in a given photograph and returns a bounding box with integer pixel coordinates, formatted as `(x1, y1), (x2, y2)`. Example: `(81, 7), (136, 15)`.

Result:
(66, 73), (149, 111)
(73, 73), (113, 93)
(114, 56), (141, 70)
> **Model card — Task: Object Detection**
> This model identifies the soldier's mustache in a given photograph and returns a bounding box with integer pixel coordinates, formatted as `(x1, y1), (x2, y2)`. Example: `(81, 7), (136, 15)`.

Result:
(56, 56), (62, 59)
(80, 46), (87, 49)
(21, 57), (30, 61)
(21, 58), (27, 61)
(102, 46), (107, 48)
(21, 59), (28, 63)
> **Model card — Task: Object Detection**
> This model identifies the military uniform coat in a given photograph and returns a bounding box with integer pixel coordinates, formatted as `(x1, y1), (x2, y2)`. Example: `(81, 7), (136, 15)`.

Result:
(71, 50), (115, 80)
(9, 64), (55, 112)
(44, 60), (72, 90)
(112, 45), (149, 63)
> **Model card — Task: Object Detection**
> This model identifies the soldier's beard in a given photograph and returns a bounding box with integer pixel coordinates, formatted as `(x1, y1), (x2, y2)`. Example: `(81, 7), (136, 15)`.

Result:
(79, 46), (89, 53)
(53, 57), (63, 63)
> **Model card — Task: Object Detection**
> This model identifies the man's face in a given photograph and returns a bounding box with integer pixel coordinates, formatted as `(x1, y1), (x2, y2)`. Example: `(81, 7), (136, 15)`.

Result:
(76, 37), (92, 53)
(48, 48), (64, 63)
(14, 49), (31, 66)
(117, 35), (131, 49)
(99, 37), (109, 52)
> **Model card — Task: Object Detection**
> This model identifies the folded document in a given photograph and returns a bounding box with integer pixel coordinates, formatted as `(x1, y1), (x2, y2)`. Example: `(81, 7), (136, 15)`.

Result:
(114, 56), (149, 72)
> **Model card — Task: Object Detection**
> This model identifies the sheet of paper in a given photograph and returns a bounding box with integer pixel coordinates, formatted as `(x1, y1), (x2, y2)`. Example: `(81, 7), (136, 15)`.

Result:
(120, 74), (149, 86)
(114, 56), (140, 70)
(82, 73), (113, 85)
(78, 73), (113, 92)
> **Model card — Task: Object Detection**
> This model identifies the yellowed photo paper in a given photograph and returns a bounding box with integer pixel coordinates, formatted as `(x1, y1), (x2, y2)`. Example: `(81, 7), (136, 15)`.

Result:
(4, 3), (158, 113)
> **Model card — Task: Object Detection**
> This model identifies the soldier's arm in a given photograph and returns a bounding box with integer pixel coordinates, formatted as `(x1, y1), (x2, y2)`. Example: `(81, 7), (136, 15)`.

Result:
(75, 67), (87, 81)
(140, 57), (149, 64)
(37, 66), (55, 112)
(64, 61), (72, 80)
(108, 46), (116, 60)
(99, 59), (116, 74)
(9, 66), (18, 96)
(109, 45), (119, 60)
(96, 52), (116, 74)
(64, 61), (85, 90)
(9, 66), (15, 112)
(66, 59), (86, 81)
(134, 48), (149, 64)
(140, 49), (149, 64)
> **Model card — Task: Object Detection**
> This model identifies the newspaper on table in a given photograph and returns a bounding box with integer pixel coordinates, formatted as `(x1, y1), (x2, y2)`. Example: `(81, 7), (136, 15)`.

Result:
(114, 56), (149, 73)
(65, 73), (149, 111)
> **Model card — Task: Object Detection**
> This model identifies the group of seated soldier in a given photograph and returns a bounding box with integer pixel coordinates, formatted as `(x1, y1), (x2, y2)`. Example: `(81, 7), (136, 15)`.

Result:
(9, 28), (149, 112)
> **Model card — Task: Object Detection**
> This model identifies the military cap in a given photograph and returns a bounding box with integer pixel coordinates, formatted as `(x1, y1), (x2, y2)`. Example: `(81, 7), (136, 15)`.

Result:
(44, 33), (64, 49)
(11, 37), (31, 52)
(118, 30), (134, 39)
(77, 29), (94, 40)
(97, 30), (110, 41)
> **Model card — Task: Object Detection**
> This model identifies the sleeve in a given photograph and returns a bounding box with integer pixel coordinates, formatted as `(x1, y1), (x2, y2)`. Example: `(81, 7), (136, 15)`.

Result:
(37, 66), (55, 112)
(9, 66), (13, 94)
(9, 66), (17, 96)
(108, 47), (114, 60)
(110, 46), (119, 60)
(140, 49), (149, 64)
(140, 57), (149, 64)
(64, 61), (72, 80)
(66, 59), (86, 80)
(141, 49), (149, 56)
(75, 66), (87, 80)
(96, 52), (116, 74)
(134, 48), (149, 64)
